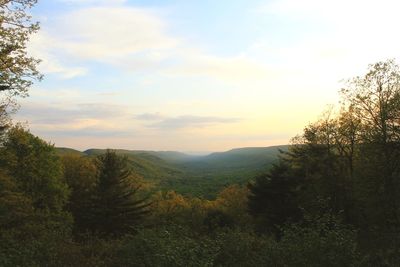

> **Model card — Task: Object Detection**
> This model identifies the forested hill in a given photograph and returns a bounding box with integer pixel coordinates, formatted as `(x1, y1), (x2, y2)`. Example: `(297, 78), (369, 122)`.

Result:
(55, 145), (287, 198)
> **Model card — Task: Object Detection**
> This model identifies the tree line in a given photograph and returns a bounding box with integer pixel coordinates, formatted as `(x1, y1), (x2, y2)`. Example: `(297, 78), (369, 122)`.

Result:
(248, 60), (400, 265)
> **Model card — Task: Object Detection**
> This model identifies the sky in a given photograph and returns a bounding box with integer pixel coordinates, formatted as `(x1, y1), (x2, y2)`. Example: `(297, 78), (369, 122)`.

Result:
(14, 0), (400, 153)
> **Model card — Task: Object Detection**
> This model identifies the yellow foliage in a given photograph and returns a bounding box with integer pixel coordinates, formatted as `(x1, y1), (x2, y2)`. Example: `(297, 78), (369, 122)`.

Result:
(215, 185), (252, 226)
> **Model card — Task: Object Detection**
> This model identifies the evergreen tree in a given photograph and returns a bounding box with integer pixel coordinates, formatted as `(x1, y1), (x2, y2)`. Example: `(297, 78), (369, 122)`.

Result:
(248, 160), (303, 236)
(90, 150), (151, 236)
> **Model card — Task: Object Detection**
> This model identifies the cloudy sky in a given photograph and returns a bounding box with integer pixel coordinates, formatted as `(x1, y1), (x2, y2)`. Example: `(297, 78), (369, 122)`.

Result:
(16, 0), (400, 152)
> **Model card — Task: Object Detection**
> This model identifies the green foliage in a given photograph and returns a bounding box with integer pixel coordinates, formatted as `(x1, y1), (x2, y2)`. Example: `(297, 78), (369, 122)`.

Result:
(62, 154), (98, 233)
(0, 0), (42, 111)
(53, 236), (123, 267)
(115, 226), (217, 267)
(57, 146), (284, 198)
(1, 41), (400, 266)
(214, 184), (252, 227)
(0, 170), (34, 230)
(89, 150), (151, 236)
(56, 147), (84, 156)
(203, 209), (234, 231)
(0, 126), (73, 267)
(113, 222), (361, 267)
(0, 175), (72, 267)
(246, 60), (400, 264)
(341, 60), (400, 228)
(83, 148), (184, 182)
(0, 213), (72, 267)
(212, 229), (271, 267)
(265, 215), (361, 267)
(248, 161), (303, 235)
(0, 126), (69, 211)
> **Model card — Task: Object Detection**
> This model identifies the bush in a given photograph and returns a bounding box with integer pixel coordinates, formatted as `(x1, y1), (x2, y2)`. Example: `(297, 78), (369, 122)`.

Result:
(266, 215), (362, 267)
(115, 226), (216, 267)
(213, 229), (271, 267)
(0, 213), (72, 267)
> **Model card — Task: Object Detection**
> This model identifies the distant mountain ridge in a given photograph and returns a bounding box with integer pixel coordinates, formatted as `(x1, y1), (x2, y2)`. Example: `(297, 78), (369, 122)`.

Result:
(55, 145), (288, 198)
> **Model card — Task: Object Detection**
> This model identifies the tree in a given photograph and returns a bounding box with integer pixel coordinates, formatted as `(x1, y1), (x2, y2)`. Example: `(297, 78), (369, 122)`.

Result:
(0, 0), (42, 114)
(341, 60), (400, 145)
(149, 191), (191, 225)
(248, 109), (357, 234)
(0, 127), (73, 267)
(0, 126), (69, 212)
(289, 113), (352, 218)
(90, 150), (151, 236)
(248, 160), (303, 236)
(0, 170), (34, 230)
(341, 59), (400, 228)
(61, 154), (98, 234)
(215, 184), (251, 226)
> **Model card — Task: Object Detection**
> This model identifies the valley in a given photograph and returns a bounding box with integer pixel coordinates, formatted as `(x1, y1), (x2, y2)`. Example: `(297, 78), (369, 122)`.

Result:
(56, 146), (288, 198)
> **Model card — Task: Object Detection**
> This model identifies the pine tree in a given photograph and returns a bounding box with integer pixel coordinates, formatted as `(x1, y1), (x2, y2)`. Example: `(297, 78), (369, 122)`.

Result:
(90, 150), (151, 236)
(248, 160), (303, 237)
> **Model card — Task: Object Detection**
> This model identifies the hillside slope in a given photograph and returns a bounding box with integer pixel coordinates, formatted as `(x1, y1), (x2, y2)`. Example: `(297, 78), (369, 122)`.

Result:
(56, 146), (287, 198)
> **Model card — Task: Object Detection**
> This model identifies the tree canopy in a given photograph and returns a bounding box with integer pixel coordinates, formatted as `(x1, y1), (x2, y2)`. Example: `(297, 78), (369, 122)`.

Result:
(0, 0), (41, 114)
(0, 126), (69, 212)
(248, 60), (400, 258)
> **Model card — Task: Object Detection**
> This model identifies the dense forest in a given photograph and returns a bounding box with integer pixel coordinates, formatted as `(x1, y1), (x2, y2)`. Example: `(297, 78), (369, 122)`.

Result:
(2, 1), (400, 266)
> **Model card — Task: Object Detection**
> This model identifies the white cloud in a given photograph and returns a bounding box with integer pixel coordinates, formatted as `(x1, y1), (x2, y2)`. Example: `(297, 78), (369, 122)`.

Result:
(58, 7), (178, 60)
(38, 58), (87, 79)
(30, 3), (271, 82)
(135, 113), (241, 130)
(166, 51), (269, 82)
(28, 31), (88, 78)
(22, 0), (400, 151)
(135, 113), (165, 121)
(15, 101), (138, 143)
(29, 5), (178, 79)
